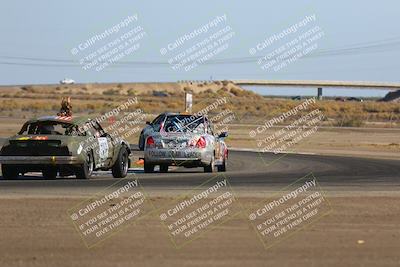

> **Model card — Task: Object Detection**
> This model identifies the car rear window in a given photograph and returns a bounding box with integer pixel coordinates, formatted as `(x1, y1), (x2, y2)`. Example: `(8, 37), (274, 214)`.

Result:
(162, 115), (205, 134)
(19, 121), (82, 136)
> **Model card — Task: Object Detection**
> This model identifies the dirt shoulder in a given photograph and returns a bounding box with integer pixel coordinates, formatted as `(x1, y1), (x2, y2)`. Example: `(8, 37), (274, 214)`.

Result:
(0, 196), (398, 267)
(227, 125), (400, 160)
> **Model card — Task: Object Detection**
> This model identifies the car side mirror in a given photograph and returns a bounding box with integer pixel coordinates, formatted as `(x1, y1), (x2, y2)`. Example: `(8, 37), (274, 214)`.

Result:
(218, 132), (228, 138)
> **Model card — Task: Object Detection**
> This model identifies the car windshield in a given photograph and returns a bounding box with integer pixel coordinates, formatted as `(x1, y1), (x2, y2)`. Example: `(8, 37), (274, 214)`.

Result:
(162, 115), (205, 134)
(19, 121), (82, 136)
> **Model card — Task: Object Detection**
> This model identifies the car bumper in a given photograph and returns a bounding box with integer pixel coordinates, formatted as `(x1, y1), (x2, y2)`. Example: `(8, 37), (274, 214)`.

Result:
(0, 156), (82, 165)
(144, 148), (212, 165)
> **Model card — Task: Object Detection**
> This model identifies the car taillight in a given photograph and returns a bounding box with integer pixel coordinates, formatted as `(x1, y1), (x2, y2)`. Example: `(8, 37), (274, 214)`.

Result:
(146, 136), (155, 148)
(195, 136), (206, 148)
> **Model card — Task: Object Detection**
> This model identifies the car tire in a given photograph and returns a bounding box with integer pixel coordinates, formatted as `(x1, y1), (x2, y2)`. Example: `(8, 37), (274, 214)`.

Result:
(144, 161), (154, 173)
(217, 157), (227, 172)
(138, 132), (145, 151)
(42, 167), (57, 179)
(76, 152), (93, 179)
(1, 165), (19, 180)
(112, 147), (129, 178)
(160, 164), (168, 173)
(204, 155), (215, 173)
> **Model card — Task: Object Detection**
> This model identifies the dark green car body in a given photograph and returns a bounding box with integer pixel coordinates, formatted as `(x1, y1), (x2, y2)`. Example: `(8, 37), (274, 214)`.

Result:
(0, 116), (131, 179)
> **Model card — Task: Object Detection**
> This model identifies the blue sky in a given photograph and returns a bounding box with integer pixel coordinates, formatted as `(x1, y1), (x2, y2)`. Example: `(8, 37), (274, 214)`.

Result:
(0, 0), (399, 87)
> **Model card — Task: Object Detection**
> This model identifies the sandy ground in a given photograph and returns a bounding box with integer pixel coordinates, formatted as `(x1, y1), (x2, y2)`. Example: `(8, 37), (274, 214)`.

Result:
(0, 195), (399, 267)
(228, 125), (400, 160)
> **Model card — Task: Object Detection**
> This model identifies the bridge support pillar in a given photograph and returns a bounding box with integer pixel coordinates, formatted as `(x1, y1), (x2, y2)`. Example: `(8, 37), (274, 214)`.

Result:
(317, 87), (323, 100)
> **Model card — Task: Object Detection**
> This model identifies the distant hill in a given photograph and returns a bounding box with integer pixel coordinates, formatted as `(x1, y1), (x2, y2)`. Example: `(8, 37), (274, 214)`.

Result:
(0, 81), (249, 97)
(379, 90), (400, 102)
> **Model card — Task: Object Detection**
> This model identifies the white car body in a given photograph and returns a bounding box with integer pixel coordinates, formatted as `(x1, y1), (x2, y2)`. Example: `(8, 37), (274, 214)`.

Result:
(60, 78), (75, 84)
(143, 114), (228, 173)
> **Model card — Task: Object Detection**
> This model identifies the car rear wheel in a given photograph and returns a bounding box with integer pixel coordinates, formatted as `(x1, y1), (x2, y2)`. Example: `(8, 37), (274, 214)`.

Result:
(204, 155), (215, 173)
(112, 147), (129, 178)
(138, 132), (145, 151)
(42, 167), (57, 179)
(1, 165), (19, 180)
(76, 152), (93, 179)
(160, 164), (168, 173)
(144, 161), (154, 173)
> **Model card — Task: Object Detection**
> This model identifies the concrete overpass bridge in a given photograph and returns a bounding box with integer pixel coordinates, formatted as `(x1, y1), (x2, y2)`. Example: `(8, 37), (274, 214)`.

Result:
(233, 80), (400, 89)
(232, 80), (400, 98)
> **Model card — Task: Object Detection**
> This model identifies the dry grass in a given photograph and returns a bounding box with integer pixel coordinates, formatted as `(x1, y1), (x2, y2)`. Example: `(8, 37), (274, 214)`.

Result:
(0, 82), (399, 128)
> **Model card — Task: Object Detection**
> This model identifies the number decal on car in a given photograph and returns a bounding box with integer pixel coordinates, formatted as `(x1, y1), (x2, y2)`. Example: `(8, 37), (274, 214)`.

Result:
(98, 137), (109, 159)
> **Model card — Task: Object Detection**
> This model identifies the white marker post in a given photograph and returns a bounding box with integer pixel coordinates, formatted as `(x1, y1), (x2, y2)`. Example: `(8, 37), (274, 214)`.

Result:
(185, 91), (193, 113)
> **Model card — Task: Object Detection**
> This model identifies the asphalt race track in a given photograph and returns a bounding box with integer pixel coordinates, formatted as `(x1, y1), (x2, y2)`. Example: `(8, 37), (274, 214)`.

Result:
(1, 150), (399, 194)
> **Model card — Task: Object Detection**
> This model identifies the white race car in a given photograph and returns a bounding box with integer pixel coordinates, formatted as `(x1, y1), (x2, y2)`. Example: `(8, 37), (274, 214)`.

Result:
(60, 78), (75, 84)
(143, 113), (228, 173)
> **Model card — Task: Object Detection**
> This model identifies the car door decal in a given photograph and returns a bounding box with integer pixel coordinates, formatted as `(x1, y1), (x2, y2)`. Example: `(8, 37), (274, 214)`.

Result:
(98, 137), (109, 160)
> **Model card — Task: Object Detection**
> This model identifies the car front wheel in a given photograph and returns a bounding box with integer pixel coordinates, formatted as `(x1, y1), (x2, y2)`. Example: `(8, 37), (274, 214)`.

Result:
(112, 147), (129, 178)
(217, 157), (227, 172)
(204, 155), (215, 173)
